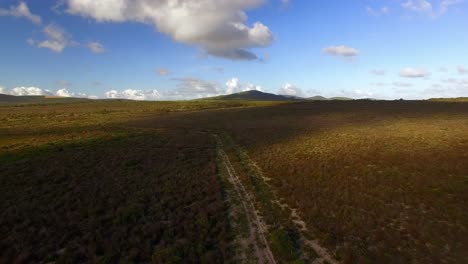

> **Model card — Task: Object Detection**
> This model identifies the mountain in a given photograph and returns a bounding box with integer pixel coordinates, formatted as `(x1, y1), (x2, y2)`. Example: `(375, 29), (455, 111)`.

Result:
(203, 90), (300, 101)
(202, 91), (357, 101)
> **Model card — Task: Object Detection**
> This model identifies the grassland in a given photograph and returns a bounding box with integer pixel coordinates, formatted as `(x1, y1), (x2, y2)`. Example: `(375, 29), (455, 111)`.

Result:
(1, 99), (467, 263)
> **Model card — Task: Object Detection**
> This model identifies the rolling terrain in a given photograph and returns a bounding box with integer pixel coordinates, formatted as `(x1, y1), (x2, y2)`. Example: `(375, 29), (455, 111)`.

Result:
(1, 99), (467, 263)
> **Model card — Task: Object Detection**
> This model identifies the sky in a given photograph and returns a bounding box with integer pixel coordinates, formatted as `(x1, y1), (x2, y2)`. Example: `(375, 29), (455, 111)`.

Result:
(0, 0), (467, 100)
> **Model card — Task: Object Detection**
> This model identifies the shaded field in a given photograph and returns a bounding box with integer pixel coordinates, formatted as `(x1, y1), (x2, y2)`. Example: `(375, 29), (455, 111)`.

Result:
(0, 100), (280, 263)
(1, 100), (467, 263)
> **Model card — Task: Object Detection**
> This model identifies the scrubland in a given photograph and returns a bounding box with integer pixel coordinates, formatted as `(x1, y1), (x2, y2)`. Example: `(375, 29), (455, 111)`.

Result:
(1, 99), (467, 263)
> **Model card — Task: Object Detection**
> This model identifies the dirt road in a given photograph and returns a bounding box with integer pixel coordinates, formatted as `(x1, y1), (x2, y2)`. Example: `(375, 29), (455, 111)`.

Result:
(216, 136), (277, 264)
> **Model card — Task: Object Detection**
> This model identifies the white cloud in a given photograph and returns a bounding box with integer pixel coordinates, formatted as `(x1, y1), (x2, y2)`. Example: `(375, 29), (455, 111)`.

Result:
(111, 77), (226, 100)
(55, 88), (91, 98)
(87, 41), (105, 53)
(225, 78), (262, 94)
(1, 86), (95, 98)
(0, 86), (6, 94)
(277, 83), (303, 97)
(402, 0), (432, 12)
(65, 0), (273, 60)
(423, 78), (468, 98)
(399, 67), (430, 78)
(323, 45), (359, 57)
(370, 69), (386, 76)
(174, 77), (222, 95)
(226, 78), (242, 94)
(9, 86), (49, 96)
(0, 2), (42, 25)
(339, 89), (375, 99)
(105, 89), (162, 101)
(402, 0), (464, 16)
(31, 24), (77, 53)
(366, 6), (390, 16)
(458, 65), (468, 75)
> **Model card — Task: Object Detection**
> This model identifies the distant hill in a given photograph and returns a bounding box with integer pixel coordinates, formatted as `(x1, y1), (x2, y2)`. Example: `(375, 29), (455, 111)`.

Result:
(307, 95), (354, 101)
(0, 94), (46, 103)
(203, 90), (299, 101)
(308, 96), (328, 100)
(0, 94), (89, 104)
(429, 97), (468, 102)
(328, 97), (353, 101)
(203, 91), (358, 101)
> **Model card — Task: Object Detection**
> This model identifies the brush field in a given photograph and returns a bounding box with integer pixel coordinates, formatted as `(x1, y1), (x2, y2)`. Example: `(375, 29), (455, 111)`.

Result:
(1, 100), (467, 263)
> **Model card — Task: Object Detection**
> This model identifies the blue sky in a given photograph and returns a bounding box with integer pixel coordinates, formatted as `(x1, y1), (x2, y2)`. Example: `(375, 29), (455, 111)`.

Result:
(0, 0), (467, 100)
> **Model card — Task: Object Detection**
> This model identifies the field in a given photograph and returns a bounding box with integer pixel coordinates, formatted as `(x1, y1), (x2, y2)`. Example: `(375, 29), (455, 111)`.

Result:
(1, 100), (467, 263)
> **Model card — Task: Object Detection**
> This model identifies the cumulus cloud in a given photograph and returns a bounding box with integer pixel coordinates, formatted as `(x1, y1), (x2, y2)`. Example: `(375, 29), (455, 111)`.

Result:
(225, 78), (262, 94)
(105, 77), (265, 101)
(9, 86), (50, 96)
(339, 89), (375, 99)
(323, 45), (359, 57)
(399, 68), (430, 78)
(0, 2), (42, 25)
(458, 65), (468, 75)
(1, 86), (95, 98)
(278, 83), (304, 97)
(65, 0), (273, 60)
(29, 24), (77, 53)
(55, 88), (93, 98)
(87, 41), (106, 53)
(105, 89), (161, 100)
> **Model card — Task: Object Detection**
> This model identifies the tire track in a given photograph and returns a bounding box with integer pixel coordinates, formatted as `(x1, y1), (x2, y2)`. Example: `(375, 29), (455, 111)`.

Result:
(216, 136), (277, 264)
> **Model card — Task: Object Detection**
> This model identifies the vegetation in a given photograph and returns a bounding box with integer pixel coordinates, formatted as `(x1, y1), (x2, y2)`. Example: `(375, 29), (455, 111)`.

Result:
(1, 99), (467, 263)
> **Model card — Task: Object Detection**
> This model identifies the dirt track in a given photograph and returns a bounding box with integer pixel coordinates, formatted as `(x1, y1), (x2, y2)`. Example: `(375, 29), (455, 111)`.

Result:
(216, 136), (277, 264)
